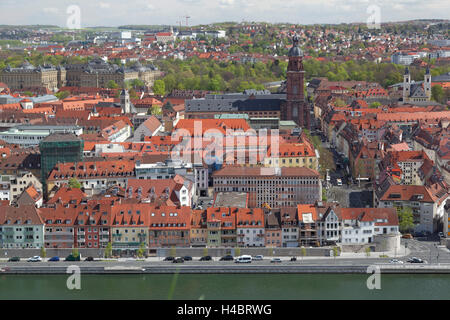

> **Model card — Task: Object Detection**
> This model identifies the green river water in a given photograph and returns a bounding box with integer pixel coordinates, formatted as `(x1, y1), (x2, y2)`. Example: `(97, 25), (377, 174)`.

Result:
(0, 274), (449, 299)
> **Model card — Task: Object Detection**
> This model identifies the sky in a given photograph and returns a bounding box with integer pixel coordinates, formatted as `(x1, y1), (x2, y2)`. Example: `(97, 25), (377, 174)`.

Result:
(0, 0), (448, 27)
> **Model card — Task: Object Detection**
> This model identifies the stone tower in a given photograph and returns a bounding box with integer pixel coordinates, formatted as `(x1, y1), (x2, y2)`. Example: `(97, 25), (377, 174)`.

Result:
(402, 67), (411, 103)
(283, 34), (309, 129)
(424, 66), (432, 100)
(120, 89), (131, 114)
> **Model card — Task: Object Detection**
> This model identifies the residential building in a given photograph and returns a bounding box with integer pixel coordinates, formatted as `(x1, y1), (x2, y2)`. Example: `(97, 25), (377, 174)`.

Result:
(212, 166), (321, 208)
(236, 208), (265, 247)
(148, 205), (191, 247)
(0, 205), (44, 248)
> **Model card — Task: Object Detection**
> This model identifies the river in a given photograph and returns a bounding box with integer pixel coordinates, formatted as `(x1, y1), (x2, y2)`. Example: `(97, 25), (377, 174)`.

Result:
(1, 274), (449, 299)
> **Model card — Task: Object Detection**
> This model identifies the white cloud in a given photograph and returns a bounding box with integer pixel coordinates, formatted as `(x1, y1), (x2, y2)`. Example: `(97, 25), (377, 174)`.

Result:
(42, 7), (59, 14)
(99, 2), (111, 9)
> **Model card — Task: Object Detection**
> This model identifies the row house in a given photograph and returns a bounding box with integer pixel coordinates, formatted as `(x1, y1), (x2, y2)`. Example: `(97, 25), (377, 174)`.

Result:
(264, 210), (282, 247)
(126, 176), (195, 207)
(46, 160), (136, 196)
(236, 208), (265, 247)
(73, 202), (113, 249)
(190, 209), (207, 247)
(111, 204), (150, 248)
(206, 207), (236, 247)
(148, 205), (191, 248)
(39, 206), (77, 248)
(280, 207), (299, 247)
(0, 205), (44, 249)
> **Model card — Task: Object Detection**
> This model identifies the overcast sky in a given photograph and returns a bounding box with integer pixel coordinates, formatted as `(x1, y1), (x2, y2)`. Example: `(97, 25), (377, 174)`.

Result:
(0, 0), (448, 27)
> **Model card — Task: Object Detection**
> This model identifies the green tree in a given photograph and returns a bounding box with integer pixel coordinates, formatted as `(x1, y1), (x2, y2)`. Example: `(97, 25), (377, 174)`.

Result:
(332, 246), (339, 262)
(300, 247), (307, 263)
(235, 246), (241, 257)
(398, 207), (415, 233)
(170, 246), (176, 257)
(55, 91), (70, 100)
(104, 242), (113, 258)
(365, 246), (371, 258)
(432, 84), (445, 103)
(40, 247), (46, 259)
(72, 248), (79, 258)
(148, 105), (162, 116)
(68, 178), (81, 189)
(153, 79), (166, 96)
(369, 101), (381, 108)
(202, 247), (208, 257)
(137, 243), (146, 258)
(106, 80), (119, 89)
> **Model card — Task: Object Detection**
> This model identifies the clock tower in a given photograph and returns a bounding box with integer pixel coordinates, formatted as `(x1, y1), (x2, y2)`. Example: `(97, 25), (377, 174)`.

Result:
(283, 35), (309, 129)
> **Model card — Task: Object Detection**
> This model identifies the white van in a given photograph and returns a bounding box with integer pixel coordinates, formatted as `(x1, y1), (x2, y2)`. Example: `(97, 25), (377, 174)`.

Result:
(235, 255), (252, 263)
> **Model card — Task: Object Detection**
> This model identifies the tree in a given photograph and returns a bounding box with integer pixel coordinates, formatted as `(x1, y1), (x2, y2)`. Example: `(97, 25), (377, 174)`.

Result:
(40, 247), (46, 259)
(68, 178), (81, 189)
(55, 90), (70, 100)
(300, 247), (307, 263)
(369, 101), (381, 109)
(153, 79), (166, 96)
(365, 246), (371, 258)
(398, 206), (415, 233)
(170, 246), (176, 257)
(432, 84), (445, 103)
(104, 242), (112, 258)
(202, 247), (208, 257)
(106, 80), (119, 89)
(148, 105), (162, 116)
(137, 243), (146, 259)
(235, 246), (241, 257)
(72, 248), (79, 258)
(332, 246), (339, 262)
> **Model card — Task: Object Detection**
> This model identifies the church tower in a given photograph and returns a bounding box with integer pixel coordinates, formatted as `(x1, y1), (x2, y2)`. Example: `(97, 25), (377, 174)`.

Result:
(120, 89), (131, 114)
(402, 67), (411, 103)
(283, 35), (309, 129)
(424, 66), (432, 100)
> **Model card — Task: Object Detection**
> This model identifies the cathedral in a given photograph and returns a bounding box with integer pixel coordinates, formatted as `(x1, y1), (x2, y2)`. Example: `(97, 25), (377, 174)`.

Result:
(402, 66), (432, 104)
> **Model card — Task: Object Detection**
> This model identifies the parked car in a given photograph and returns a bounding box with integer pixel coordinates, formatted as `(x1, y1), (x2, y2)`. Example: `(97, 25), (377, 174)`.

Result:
(48, 256), (60, 262)
(84, 256), (94, 262)
(290, 257), (297, 262)
(173, 257), (184, 263)
(65, 254), (81, 262)
(270, 258), (282, 263)
(402, 233), (413, 239)
(199, 255), (212, 261)
(252, 255), (264, 261)
(219, 255), (234, 261)
(235, 255), (252, 263)
(7, 257), (20, 262)
(182, 256), (192, 261)
(389, 259), (403, 264)
(336, 179), (343, 186)
(163, 256), (175, 261)
(27, 256), (42, 262)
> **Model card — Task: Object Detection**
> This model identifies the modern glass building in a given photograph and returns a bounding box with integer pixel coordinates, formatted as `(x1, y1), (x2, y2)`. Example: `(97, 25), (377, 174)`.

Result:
(39, 133), (84, 199)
